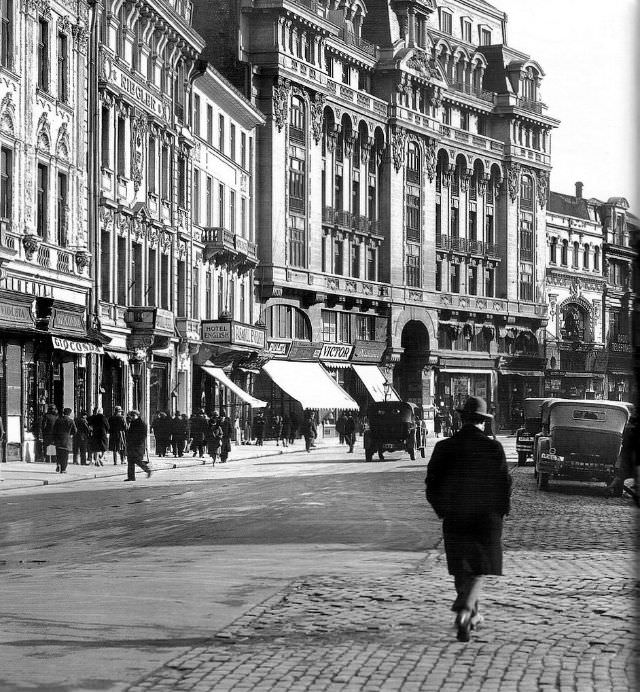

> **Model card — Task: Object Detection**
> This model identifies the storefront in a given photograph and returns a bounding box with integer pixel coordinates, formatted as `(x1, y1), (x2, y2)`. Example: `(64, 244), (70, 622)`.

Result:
(607, 335), (634, 402)
(435, 357), (495, 418)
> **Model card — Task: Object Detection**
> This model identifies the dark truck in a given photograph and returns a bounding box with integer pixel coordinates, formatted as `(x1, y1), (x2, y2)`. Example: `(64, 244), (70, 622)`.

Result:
(363, 401), (427, 462)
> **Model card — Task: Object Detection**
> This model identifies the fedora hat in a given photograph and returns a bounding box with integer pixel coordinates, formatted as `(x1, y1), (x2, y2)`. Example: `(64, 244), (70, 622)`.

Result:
(456, 396), (493, 420)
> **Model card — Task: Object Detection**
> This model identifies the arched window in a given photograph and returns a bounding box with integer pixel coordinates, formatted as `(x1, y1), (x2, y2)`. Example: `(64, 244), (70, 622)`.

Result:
(263, 304), (312, 341)
(549, 237), (558, 264)
(561, 239), (568, 266)
(406, 142), (420, 184)
(594, 246), (600, 270)
(572, 241), (580, 268)
(583, 244), (590, 270)
(520, 174), (533, 210)
(290, 96), (306, 144)
(561, 304), (586, 341)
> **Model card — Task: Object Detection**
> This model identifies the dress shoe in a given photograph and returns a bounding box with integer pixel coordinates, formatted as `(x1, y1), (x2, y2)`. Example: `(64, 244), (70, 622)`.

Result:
(146, 469), (152, 478)
(124, 478), (135, 482)
(455, 610), (472, 642)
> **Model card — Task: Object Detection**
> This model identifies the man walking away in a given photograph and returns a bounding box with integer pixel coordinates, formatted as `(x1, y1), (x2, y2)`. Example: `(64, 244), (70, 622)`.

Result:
(344, 412), (356, 453)
(425, 396), (511, 643)
(218, 412), (233, 463)
(125, 410), (151, 481)
(301, 411), (317, 453)
(73, 410), (91, 465)
(41, 405), (59, 464)
(108, 406), (128, 465)
(253, 413), (265, 446)
(171, 411), (187, 457)
(53, 408), (77, 474)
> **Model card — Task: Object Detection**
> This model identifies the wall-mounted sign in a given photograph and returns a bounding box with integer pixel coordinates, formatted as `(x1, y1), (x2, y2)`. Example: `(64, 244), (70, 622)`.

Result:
(50, 307), (85, 335)
(0, 299), (34, 328)
(201, 320), (266, 349)
(288, 341), (323, 361)
(266, 341), (291, 358)
(351, 340), (386, 362)
(319, 343), (353, 361)
(52, 336), (104, 355)
(108, 62), (171, 121)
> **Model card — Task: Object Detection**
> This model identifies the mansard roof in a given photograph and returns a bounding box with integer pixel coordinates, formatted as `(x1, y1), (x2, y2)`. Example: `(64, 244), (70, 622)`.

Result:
(548, 191), (592, 221)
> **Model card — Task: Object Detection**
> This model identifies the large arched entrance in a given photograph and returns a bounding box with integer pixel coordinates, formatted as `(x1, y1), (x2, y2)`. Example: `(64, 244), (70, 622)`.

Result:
(394, 320), (431, 406)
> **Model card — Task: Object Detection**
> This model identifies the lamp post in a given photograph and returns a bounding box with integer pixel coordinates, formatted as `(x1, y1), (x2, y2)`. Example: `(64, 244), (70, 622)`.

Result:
(129, 356), (144, 412)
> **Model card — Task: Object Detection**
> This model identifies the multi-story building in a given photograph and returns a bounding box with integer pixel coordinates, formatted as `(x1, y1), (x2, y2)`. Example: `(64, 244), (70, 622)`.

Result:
(600, 197), (635, 402)
(0, 0), (94, 461)
(190, 65), (266, 425)
(193, 0), (557, 427)
(91, 0), (204, 422)
(543, 183), (608, 400)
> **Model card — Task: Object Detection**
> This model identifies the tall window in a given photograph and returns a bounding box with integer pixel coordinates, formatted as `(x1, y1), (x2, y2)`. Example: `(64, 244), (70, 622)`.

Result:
(101, 107), (111, 167)
(479, 28), (491, 45)
(1, 0), (13, 68)
(218, 114), (225, 153)
(406, 245), (420, 287)
(241, 132), (247, 168)
(594, 246), (600, 270)
(132, 243), (143, 304)
(206, 105), (213, 144)
(367, 247), (377, 281)
(561, 239), (568, 266)
(0, 146), (11, 220)
(520, 217), (534, 261)
(177, 260), (186, 315)
(56, 172), (67, 246)
(230, 123), (236, 161)
(205, 269), (212, 319)
(177, 155), (186, 208)
(229, 190), (236, 232)
(193, 169), (200, 224)
(461, 19), (472, 43)
(583, 244), (590, 270)
(289, 153), (305, 213)
(38, 19), (49, 91)
(450, 262), (459, 293)
(147, 31), (156, 82)
(117, 5), (126, 57)
(468, 265), (478, 295)
(406, 143), (420, 184)
(148, 248), (157, 306)
(36, 163), (48, 236)
(218, 183), (225, 226)
(241, 197), (247, 237)
(57, 32), (68, 102)
(351, 243), (360, 278)
(174, 62), (185, 122)
(334, 239), (344, 275)
(160, 253), (169, 309)
(193, 94), (201, 136)
(101, 230), (111, 301)
(147, 135), (156, 193)
(117, 116), (126, 176)
(549, 237), (557, 264)
(572, 241), (579, 269)
(406, 193), (420, 242)
(520, 174), (533, 210)
(450, 206), (459, 239)
(290, 96), (305, 144)
(117, 236), (127, 304)
(289, 215), (305, 268)
(131, 20), (142, 72)
(439, 10), (452, 34)
(192, 265), (199, 319)
(206, 175), (213, 225)
(485, 267), (494, 297)
(161, 143), (170, 198)
(435, 260), (442, 291)
(519, 262), (533, 301)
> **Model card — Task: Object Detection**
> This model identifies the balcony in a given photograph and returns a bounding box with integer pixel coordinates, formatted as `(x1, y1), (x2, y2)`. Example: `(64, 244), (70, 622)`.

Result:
(339, 29), (377, 58)
(451, 82), (494, 103)
(436, 234), (500, 259)
(124, 306), (175, 351)
(516, 97), (545, 114)
(203, 227), (258, 271)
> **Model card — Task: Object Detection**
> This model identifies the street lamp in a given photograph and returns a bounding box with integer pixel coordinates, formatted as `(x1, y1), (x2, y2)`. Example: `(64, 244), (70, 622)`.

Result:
(383, 380), (391, 402)
(129, 356), (144, 412)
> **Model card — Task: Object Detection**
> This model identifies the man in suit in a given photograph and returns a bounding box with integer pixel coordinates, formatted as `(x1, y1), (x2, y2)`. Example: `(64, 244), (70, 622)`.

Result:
(344, 413), (356, 453)
(53, 408), (77, 474)
(125, 410), (151, 481)
(425, 396), (511, 642)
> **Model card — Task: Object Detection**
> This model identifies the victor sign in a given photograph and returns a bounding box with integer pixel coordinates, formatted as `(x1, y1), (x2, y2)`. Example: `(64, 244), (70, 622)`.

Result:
(319, 344), (353, 361)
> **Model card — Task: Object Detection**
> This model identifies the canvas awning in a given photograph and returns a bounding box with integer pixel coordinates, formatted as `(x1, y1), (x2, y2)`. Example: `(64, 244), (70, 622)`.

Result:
(262, 361), (359, 410)
(201, 366), (267, 408)
(352, 364), (400, 402)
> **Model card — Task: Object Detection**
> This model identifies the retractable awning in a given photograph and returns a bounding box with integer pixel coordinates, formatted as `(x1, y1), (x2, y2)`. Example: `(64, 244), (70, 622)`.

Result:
(262, 361), (359, 410)
(201, 366), (267, 408)
(352, 364), (400, 402)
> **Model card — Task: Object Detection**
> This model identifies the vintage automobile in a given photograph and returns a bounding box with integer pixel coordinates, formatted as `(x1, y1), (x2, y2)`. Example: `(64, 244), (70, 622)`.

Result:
(363, 401), (427, 462)
(534, 400), (630, 495)
(515, 398), (550, 466)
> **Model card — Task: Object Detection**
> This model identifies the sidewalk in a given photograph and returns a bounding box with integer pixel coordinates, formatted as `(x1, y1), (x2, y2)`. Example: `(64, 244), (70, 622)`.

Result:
(0, 437), (343, 491)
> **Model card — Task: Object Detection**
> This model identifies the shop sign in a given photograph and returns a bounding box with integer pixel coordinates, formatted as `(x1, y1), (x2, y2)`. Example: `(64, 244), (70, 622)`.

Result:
(109, 62), (170, 121)
(52, 336), (104, 355)
(0, 300), (34, 328)
(201, 320), (266, 349)
(610, 335), (632, 353)
(351, 340), (386, 362)
(155, 309), (175, 334)
(288, 341), (323, 360)
(320, 343), (353, 361)
(267, 341), (291, 358)
(50, 307), (85, 335)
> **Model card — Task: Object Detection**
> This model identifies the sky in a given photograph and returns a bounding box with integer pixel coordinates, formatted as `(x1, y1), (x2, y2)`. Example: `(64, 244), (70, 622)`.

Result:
(496, 0), (637, 209)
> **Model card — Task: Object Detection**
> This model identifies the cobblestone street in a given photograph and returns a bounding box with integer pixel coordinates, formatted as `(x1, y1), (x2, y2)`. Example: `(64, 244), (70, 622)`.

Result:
(128, 467), (637, 692)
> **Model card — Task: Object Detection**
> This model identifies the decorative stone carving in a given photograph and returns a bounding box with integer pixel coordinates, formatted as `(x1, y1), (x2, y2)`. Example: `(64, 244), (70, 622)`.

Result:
(56, 122), (70, 160)
(36, 111), (51, 152)
(536, 169), (550, 208)
(72, 23), (88, 52)
(424, 140), (436, 182)
(100, 206), (114, 231)
(22, 234), (40, 261)
(57, 15), (71, 34)
(0, 92), (15, 135)
(460, 171), (471, 193)
(272, 77), (291, 132)
(506, 162), (521, 202)
(406, 50), (438, 79)
(26, 0), (51, 19)
(361, 137), (373, 164)
(75, 250), (90, 273)
(390, 127), (407, 172)
(310, 93), (325, 144)
(343, 132), (355, 158)
(130, 115), (147, 193)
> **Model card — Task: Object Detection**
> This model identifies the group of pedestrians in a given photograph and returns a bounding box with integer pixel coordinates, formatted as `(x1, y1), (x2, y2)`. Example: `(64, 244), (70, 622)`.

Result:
(169, 409), (234, 465)
(335, 412), (357, 453)
(39, 404), (151, 481)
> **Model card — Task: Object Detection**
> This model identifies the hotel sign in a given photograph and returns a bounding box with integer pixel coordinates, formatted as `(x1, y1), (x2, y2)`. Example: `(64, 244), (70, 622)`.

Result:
(202, 320), (266, 349)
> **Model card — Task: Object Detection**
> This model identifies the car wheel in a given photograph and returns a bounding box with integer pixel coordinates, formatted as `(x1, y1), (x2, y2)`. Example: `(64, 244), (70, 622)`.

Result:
(537, 472), (549, 491)
(517, 451), (527, 466)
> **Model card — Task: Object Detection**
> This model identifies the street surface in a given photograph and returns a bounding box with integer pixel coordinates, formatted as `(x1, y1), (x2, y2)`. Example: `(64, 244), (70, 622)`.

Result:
(0, 436), (635, 691)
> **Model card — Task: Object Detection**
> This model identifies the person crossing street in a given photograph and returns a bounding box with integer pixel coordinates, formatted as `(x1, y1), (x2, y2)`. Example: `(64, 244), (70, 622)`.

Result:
(124, 411), (151, 482)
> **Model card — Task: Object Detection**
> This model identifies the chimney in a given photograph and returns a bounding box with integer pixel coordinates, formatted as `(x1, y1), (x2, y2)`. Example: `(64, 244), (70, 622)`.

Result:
(575, 182), (584, 199)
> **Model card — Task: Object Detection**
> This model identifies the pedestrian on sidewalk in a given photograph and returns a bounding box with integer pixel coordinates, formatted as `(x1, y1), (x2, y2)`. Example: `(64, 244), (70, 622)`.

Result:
(288, 412), (299, 445)
(170, 411), (188, 457)
(73, 410), (91, 465)
(53, 408), (77, 474)
(88, 407), (109, 466)
(344, 412), (356, 453)
(253, 413), (265, 446)
(189, 410), (209, 458)
(301, 411), (317, 453)
(336, 412), (347, 445)
(218, 412), (233, 463)
(41, 405), (58, 464)
(206, 412), (222, 465)
(433, 410), (443, 438)
(425, 396), (511, 643)
(273, 414), (283, 446)
(152, 411), (171, 457)
(281, 414), (290, 447)
(108, 407), (128, 465)
(124, 410), (151, 481)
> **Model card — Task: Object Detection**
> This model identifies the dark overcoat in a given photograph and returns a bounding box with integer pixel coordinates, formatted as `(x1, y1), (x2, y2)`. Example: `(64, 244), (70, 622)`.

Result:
(126, 418), (147, 457)
(425, 424), (511, 576)
(53, 415), (77, 451)
(108, 414), (128, 452)
(88, 413), (110, 452)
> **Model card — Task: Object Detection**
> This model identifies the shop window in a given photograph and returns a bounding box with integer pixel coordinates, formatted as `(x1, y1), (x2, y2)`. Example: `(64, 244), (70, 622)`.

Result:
(355, 315), (375, 341)
(264, 305), (311, 340)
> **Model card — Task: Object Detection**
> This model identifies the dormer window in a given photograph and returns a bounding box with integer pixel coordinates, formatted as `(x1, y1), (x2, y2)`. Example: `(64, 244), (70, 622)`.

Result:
(522, 68), (537, 101)
(461, 18), (472, 43)
(439, 10), (452, 35)
(479, 27), (491, 46)
(416, 13), (427, 48)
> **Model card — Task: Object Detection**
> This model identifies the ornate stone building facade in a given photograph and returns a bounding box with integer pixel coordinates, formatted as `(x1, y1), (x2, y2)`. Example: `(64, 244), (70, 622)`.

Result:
(193, 0), (557, 426)
(91, 0), (204, 422)
(0, 0), (94, 461)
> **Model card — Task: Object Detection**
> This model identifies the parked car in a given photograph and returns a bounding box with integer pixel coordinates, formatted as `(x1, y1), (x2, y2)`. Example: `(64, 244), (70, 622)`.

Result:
(515, 398), (550, 466)
(363, 401), (427, 462)
(535, 400), (630, 495)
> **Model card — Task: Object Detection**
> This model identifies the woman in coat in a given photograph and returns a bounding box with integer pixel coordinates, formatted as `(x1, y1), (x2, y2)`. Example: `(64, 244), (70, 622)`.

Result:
(108, 407), (128, 465)
(88, 407), (110, 466)
(425, 396), (511, 642)
(206, 414), (222, 465)
(73, 411), (92, 466)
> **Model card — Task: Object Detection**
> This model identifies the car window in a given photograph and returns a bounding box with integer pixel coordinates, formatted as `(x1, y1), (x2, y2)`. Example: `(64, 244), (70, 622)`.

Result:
(572, 409), (606, 422)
